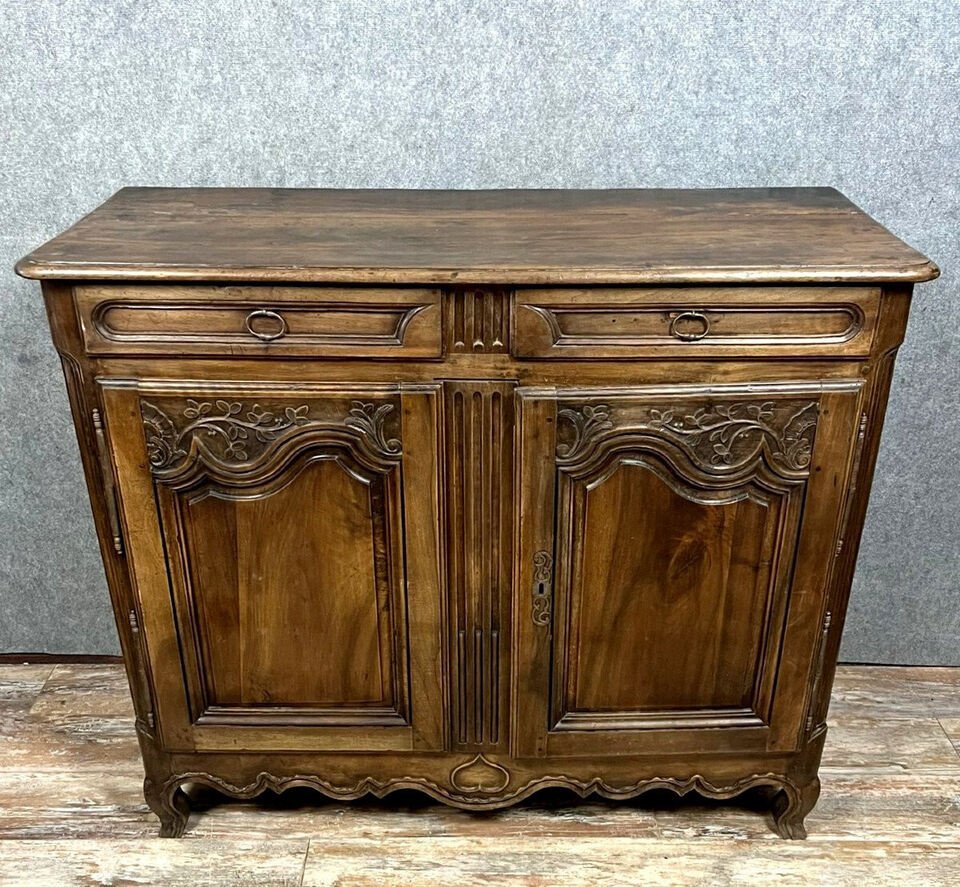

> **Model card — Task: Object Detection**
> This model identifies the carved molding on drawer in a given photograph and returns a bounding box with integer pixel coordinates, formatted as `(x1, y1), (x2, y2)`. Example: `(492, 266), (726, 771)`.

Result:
(512, 287), (881, 358)
(141, 397), (402, 480)
(91, 300), (431, 344)
(521, 302), (865, 345)
(557, 399), (820, 478)
(74, 285), (444, 357)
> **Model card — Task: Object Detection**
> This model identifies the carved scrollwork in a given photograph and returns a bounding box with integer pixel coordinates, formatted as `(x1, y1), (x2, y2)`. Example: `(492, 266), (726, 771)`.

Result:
(142, 399), (311, 469)
(556, 404), (613, 461)
(644, 401), (819, 471)
(344, 401), (402, 456)
(557, 399), (819, 474)
(141, 398), (401, 474)
(149, 768), (814, 838)
(531, 550), (553, 627)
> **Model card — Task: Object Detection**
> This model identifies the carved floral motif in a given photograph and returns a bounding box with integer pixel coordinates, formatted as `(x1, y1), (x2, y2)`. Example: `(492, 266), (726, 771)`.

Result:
(557, 399), (819, 473)
(345, 401), (402, 456)
(141, 398), (400, 472)
(645, 401), (819, 471)
(556, 404), (613, 460)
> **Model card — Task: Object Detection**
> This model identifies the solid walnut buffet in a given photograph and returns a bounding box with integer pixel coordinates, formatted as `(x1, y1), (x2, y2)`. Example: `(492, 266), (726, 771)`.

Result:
(17, 188), (938, 838)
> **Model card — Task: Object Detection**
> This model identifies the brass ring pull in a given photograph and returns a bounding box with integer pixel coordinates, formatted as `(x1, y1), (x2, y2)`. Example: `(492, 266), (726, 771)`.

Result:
(244, 309), (287, 342)
(669, 310), (710, 342)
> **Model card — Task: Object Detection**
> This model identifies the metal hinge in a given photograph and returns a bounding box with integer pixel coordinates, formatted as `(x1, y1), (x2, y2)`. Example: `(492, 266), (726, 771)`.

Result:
(835, 412), (870, 561)
(91, 409), (124, 557)
(806, 610), (834, 734)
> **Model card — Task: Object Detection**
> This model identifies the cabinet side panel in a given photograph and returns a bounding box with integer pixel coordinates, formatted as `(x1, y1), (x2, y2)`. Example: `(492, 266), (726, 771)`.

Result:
(40, 283), (163, 750)
(803, 287), (913, 737)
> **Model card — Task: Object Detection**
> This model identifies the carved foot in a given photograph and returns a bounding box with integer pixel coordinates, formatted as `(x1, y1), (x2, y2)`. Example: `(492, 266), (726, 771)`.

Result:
(144, 778), (191, 838)
(771, 777), (820, 840)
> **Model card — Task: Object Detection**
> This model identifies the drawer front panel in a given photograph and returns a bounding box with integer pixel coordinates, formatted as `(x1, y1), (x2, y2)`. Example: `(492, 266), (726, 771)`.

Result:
(77, 285), (442, 357)
(514, 287), (879, 358)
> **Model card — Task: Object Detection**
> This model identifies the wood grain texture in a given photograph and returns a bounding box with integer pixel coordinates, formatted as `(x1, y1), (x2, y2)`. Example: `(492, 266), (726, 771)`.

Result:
(21, 188), (939, 840)
(182, 460), (392, 707)
(16, 187), (938, 284)
(514, 286), (881, 358)
(1, 665), (959, 884)
(512, 383), (857, 766)
(821, 715), (960, 772)
(939, 719), (960, 758)
(100, 383), (443, 753)
(569, 463), (774, 712)
(0, 839), (308, 886)
(830, 666), (960, 719)
(75, 284), (443, 358)
(298, 838), (960, 887)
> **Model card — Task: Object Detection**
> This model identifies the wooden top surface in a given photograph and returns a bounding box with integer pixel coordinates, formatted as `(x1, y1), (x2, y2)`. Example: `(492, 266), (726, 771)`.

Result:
(16, 187), (938, 286)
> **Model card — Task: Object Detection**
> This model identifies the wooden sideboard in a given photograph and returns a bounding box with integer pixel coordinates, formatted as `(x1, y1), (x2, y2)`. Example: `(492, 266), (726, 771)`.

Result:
(17, 188), (938, 838)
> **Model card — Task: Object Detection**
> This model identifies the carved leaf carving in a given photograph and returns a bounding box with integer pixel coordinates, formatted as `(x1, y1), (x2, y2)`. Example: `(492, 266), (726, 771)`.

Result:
(345, 401), (402, 456)
(142, 402), (188, 472)
(645, 401), (819, 471)
(557, 399), (819, 473)
(556, 404), (613, 460)
(141, 398), (401, 473)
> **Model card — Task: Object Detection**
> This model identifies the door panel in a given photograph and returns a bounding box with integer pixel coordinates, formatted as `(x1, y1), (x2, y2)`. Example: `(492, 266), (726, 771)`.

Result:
(178, 459), (396, 709)
(568, 464), (778, 713)
(514, 383), (862, 758)
(100, 382), (444, 752)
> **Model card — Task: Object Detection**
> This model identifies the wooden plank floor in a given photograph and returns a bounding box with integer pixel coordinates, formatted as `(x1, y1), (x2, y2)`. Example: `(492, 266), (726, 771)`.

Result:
(0, 664), (958, 885)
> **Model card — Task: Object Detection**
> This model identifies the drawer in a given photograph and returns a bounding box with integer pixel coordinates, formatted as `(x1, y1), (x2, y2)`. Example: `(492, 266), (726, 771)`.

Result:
(76, 285), (442, 358)
(513, 287), (879, 359)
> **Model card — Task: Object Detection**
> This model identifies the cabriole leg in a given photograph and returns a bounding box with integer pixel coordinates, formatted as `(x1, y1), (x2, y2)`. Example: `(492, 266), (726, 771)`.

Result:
(144, 777), (191, 838)
(771, 777), (820, 839)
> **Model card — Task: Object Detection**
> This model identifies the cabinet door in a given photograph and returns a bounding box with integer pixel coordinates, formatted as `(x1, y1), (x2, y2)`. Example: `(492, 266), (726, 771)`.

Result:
(100, 382), (444, 753)
(513, 382), (861, 758)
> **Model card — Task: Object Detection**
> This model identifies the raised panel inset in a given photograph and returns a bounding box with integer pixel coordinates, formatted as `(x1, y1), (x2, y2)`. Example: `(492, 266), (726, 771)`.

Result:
(142, 391), (410, 730)
(509, 385), (866, 760)
(565, 460), (780, 715)
(548, 395), (814, 733)
(181, 458), (392, 708)
(101, 381), (446, 753)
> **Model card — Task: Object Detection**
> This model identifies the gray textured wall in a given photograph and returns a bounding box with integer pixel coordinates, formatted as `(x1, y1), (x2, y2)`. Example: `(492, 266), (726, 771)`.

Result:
(1, 0), (957, 661)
